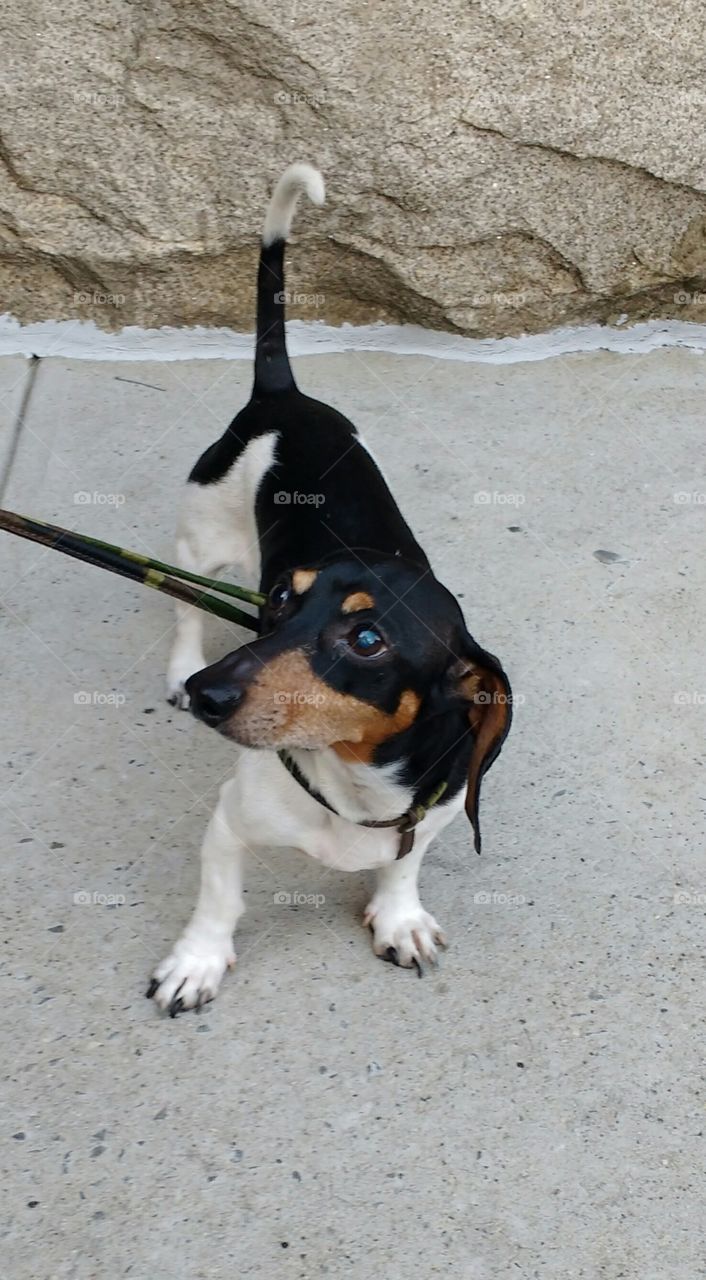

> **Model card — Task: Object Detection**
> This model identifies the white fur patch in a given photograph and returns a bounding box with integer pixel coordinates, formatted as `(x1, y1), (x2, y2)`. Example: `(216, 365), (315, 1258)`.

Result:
(166, 432), (278, 705)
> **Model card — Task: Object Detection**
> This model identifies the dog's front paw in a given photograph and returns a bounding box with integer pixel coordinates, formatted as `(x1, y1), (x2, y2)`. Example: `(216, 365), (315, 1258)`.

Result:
(363, 897), (447, 975)
(166, 651), (206, 710)
(147, 937), (236, 1016)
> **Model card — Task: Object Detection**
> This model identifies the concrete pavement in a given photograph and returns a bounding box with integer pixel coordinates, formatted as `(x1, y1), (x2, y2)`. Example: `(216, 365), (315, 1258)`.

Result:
(0, 347), (703, 1279)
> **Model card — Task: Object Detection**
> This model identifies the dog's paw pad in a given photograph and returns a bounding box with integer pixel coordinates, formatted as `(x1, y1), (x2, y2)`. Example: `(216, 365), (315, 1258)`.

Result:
(147, 941), (236, 1015)
(364, 900), (447, 972)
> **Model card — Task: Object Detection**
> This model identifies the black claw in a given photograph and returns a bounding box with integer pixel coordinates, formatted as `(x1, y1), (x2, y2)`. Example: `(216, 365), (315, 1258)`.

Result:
(145, 978), (159, 999)
(167, 979), (187, 1018)
(413, 957), (424, 978)
(385, 946), (399, 966)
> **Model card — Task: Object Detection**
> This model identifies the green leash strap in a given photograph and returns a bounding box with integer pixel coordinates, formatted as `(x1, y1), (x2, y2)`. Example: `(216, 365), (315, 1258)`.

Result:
(0, 508), (264, 632)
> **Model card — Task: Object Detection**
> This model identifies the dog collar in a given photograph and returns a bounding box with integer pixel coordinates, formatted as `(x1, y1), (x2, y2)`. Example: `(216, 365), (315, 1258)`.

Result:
(277, 750), (448, 859)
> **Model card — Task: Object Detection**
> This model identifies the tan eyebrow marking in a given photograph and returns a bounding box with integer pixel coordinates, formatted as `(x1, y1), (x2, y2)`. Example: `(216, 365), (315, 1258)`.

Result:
(292, 569), (318, 595)
(341, 591), (375, 614)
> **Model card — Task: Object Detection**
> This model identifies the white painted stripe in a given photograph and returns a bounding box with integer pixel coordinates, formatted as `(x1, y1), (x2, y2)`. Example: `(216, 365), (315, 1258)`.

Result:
(1, 313), (705, 363)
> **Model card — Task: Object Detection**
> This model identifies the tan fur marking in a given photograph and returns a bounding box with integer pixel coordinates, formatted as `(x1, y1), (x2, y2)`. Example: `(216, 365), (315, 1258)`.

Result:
(292, 569), (318, 594)
(341, 591), (374, 615)
(331, 689), (421, 763)
(223, 649), (421, 753)
(461, 666), (511, 845)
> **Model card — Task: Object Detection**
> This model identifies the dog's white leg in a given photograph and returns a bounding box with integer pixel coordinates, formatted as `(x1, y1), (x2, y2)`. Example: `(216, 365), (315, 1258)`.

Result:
(166, 438), (276, 707)
(166, 479), (249, 709)
(166, 530), (228, 708)
(363, 839), (446, 970)
(149, 782), (246, 1013)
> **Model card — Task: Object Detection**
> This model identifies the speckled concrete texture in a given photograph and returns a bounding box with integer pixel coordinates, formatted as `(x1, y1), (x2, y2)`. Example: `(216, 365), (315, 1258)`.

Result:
(0, 349), (704, 1278)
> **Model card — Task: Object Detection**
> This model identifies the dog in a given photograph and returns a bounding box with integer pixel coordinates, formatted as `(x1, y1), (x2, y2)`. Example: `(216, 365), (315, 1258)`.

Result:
(147, 163), (512, 1015)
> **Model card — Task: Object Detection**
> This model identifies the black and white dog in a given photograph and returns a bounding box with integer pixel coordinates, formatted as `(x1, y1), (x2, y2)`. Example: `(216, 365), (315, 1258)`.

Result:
(148, 163), (512, 1015)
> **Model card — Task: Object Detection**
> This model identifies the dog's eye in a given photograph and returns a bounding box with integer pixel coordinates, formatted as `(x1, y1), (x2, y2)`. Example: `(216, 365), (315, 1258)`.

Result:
(268, 580), (291, 612)
(348, 623), (386, 657)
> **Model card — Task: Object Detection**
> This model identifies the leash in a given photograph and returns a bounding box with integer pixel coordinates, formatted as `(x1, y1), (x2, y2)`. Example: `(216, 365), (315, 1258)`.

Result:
(278, 749), (448, 859)
(0, 509), (265, 630)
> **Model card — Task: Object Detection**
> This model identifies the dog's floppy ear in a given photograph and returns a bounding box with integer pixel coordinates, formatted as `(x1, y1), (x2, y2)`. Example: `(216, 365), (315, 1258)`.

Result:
(450, 641), (512, 854)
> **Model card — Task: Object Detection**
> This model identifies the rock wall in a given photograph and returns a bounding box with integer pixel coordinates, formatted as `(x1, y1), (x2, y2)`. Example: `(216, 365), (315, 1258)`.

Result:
(2, 0), (706, 337)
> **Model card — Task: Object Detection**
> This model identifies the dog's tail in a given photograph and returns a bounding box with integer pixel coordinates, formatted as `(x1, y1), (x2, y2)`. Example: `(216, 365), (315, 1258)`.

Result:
(254, 162), (325, 395)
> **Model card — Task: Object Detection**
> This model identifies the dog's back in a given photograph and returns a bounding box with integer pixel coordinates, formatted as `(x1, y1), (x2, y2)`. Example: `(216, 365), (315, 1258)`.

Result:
(186, 164), (427, 591)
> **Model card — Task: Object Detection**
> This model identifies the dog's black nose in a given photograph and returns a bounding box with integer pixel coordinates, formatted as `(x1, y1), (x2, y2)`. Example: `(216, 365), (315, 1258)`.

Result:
(186, 677), (243, 727)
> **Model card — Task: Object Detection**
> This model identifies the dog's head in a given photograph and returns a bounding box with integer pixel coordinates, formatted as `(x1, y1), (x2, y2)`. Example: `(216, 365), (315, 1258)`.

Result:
(186, 555), (511, 848)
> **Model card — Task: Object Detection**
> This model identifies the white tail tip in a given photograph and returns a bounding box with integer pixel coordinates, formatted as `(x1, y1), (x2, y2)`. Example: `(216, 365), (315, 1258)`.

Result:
(262, 162), (325, 247)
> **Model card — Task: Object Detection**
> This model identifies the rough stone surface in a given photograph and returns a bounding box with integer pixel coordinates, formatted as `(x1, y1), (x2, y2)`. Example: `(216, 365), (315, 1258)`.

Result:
(1, 2), (706, 335)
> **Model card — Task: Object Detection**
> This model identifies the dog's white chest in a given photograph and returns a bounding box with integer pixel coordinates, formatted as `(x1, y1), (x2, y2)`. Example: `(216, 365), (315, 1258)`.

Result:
(221, 749), (464, 873)
(301, 816), (401, 871)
